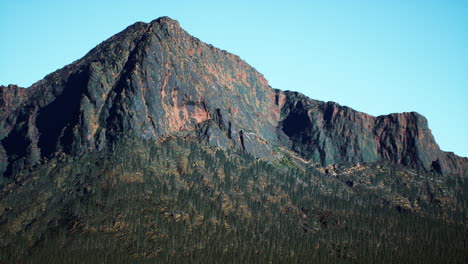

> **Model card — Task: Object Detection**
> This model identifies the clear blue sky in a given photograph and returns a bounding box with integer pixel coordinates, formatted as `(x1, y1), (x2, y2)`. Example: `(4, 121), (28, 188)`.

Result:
(1, 0), (467, 157)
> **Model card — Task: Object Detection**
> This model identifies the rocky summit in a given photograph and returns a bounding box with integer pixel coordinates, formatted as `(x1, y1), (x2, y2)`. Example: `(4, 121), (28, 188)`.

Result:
(0, 17), (466, 263)
(1, 16), (466, 179)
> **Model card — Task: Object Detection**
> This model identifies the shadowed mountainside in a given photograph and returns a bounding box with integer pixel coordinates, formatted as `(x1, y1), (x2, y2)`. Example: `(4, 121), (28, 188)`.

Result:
(0, 16), (467, 263)
(0, 16), (466, 179)
(279, 91), (465, 175)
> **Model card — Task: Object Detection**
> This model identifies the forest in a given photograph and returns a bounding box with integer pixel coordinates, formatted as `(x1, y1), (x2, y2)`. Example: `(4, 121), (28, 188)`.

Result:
(0, 137), (466, 263)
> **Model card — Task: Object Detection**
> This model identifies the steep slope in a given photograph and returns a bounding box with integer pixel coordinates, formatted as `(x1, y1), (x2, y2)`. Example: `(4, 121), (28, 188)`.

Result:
(0, 84), (30, 174)
(0, 84), (29, 117)
(0, 137), (466, 263)
(0, 16), (466, 180)
(279, 91), (465, 175)
(0, 17), (281, 178)
(0, 17), (467, 263)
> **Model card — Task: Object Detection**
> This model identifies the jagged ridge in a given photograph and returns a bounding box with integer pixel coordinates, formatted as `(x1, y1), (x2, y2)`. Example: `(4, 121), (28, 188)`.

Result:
(278, 91), (465, 175)
(0, 16), (466, 178)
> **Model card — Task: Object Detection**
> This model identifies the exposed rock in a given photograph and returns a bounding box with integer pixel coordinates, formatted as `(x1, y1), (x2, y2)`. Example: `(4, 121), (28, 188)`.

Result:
(279, 91), (466, 176)
(0, 84), (29, 117)
(0, 16), (466, 178)
(0, 17), (280, 177)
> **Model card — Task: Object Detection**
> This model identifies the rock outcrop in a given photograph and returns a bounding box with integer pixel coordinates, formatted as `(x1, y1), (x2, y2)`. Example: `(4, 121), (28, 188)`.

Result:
(278, 91), (465, 175)
(0, 16), (466, 177)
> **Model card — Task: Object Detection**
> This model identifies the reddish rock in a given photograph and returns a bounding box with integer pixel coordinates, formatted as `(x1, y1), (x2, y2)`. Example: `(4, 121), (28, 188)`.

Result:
(278, 91), (465, 175)
(0, 17), (465, 177)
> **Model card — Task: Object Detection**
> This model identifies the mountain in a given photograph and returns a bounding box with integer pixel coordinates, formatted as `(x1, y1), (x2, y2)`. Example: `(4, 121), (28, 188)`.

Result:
(0, 17), (466, 263)
(1, 16), (466, 179)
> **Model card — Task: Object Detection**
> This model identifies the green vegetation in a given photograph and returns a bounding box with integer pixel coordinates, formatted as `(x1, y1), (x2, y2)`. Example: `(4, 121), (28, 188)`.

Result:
(0, 137), (466, 263)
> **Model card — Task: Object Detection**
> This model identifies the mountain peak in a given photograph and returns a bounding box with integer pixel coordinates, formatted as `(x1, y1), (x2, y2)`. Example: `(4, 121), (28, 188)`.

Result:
(151, 16), (180, 26)
(148, 16), (183, 39)
(1, 17), (466, 263)
(0, 17), (466, 178)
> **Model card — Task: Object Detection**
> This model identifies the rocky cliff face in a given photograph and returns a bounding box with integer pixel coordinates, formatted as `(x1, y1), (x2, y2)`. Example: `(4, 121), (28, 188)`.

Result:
(278, 91), (464, 175)
(0, 16), (466, 177)
(0, 85), (29, 116)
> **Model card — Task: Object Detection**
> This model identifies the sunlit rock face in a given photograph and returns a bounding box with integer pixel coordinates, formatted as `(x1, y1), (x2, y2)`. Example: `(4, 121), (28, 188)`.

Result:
(278, 91), (463, 175)
(0, 16), (466, 177)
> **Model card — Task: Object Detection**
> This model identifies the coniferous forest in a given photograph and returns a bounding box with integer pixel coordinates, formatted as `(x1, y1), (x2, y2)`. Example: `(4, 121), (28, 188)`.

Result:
(1, 137), (466, 263)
